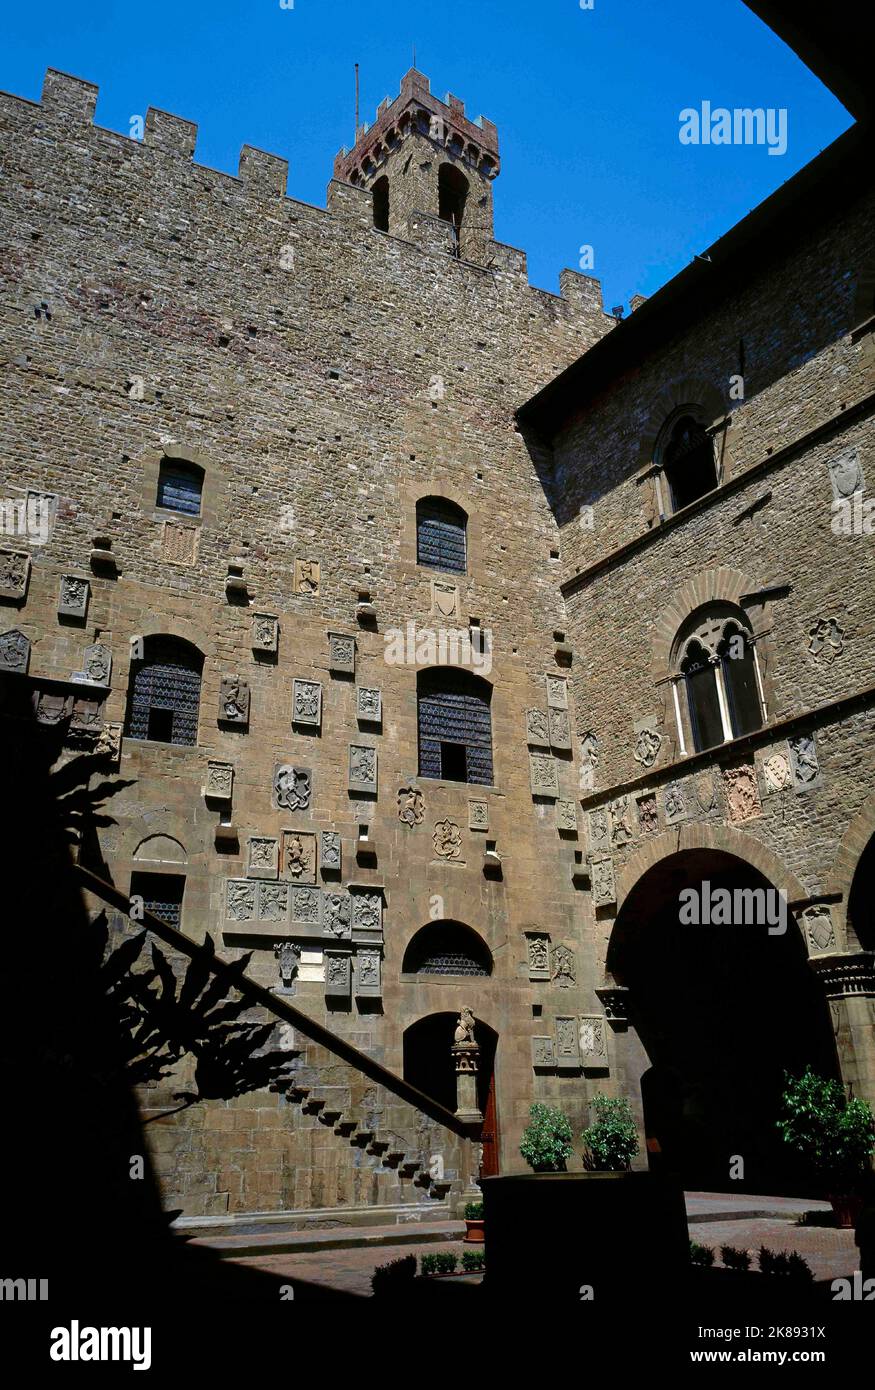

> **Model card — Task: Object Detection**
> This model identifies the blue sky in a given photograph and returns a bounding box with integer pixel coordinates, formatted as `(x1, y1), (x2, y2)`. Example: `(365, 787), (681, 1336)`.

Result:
(0, 0), (852, 308)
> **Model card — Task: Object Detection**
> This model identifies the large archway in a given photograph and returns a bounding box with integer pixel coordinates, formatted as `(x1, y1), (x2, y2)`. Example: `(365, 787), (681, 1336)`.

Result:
(403, 1012), (499, 1175)
(607, 847), (839, 1194)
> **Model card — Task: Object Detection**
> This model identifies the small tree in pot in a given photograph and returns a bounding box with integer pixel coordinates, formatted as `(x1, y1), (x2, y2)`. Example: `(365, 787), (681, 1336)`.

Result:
(777, 1066), (875, 1226)
(581, 1094), (640, 1172)
(519, 1102), (574, 1172)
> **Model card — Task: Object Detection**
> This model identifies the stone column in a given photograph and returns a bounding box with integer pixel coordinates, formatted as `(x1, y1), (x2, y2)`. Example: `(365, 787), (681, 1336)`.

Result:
(452, 1006), (483, 1122)
(809, 951), (875, 1109)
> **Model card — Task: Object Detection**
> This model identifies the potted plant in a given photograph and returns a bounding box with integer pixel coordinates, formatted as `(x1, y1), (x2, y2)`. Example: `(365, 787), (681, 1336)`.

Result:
(463, 1199), (485, 1243)
(580, 1094), (640, 1171)
(776, 1066), (875, 1227)
(519, 1102), (574, 1172)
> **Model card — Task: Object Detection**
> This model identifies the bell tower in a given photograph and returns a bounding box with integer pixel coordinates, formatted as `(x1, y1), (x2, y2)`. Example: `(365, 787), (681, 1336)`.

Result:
(333, 69), (500, 265)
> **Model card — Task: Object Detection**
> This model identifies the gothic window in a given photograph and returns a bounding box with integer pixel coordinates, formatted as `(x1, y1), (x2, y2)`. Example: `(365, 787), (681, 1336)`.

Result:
(372, 175), (389, 232)
(673, 607), (765, 753)
(156, 459), (203, 516)
(129, 871), (185, 929)
(418, 668), (493, 785)
(416, 497), (467, 574)
(125, 636), (203, 746)
(659, 413), (718, 513)
(402, 922), (492, 976)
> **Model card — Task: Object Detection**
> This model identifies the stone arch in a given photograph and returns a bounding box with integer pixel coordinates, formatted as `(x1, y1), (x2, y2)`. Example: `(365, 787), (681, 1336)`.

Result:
(401, 920), (493, 976)
(825, 788), (875, 946)
(131, 832), (187, 864)
(132, 616), (213, 660)
(135, 441), (223, 530)
(635, 376), (731, 473)
(649, 565), (766, 682)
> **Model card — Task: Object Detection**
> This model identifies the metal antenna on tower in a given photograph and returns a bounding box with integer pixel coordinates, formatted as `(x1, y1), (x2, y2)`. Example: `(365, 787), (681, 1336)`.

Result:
(354, 62), (360, 139)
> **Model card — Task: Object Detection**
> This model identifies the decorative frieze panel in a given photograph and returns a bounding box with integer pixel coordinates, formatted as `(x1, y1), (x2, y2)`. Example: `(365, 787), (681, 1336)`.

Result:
(664, 780), (687, 825)
(356, 686), (382, 722)
(636, 792), (658, 836)
(545, 674), (568, 709)
(204, 761), (234, 800)
(0, 628), (30, 674)
(321, 830), (342, 874)
(531, 1036), (555, 1070)
(219, 675), (250, 726)
(328, 632), (355, 675)
(525, 932), (551, 981)
(789, 733), (821, 790)
(80, 642), (112, 687)
(557, 799), (577, 832)
(58, 575), (89, 620)
(355, 950), (382, 998)
(525, 708), (550, 748)
(251, 613), (279, 654)
(282, 830), (316, 883)
(398, 784), (425, 826)
(609, 795), (635, 847)
(551, 944), (575, 989)
(549, 706), (572, 752)
(294, 559), (320, 595)
(324, 949), (352, 999)
(258, 882), (290, 923)
(323, 890), (352, 939)
(588, 808), (611, 855)
(555, 1016), (581, 1071)
(0, 550), (30, 602)
(591, 857), (617, 909)
(289, 884), (323, 928)
(529, 751), (558, 798)
(350, 888), (383, 940)
(802, 904), (837, 957)
(274, 764), (312, 812)
(226, 879), (290, 924)
(579, 1015), (609, 1068)
(468, 799), (488, 832)
(724, 764), (762, 823)
(349, 744), (378, 793)
(292, 679), (322, 729)
(247, 836), (279, 879)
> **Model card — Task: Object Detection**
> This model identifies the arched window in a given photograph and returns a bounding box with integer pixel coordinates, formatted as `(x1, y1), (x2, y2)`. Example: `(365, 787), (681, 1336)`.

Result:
(156, 459), (203, 516)
(125, 636), (204, 746)
(659, 413), (717, 513)
(402, 922), (492, 976)
(438, 164), (469, 258)
(673, 607), (765, 753)
(372, 175), (389, 232)
(416, 497), (467, 574)
(129, 871), (186, 928)
(418, 668), (493, 785)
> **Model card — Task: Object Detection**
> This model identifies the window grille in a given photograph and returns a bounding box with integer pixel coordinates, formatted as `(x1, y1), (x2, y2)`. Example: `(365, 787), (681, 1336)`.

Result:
(404, 924), (492, 976)
(125, 637), (203, 746)
(418, 670), (493, 785)
(129, 872), (185, 929)
(157, 461), (203, 516)
(416, 499), (467, 574)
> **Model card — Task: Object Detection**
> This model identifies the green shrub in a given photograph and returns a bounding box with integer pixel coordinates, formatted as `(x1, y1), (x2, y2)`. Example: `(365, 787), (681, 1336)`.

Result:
(777, 1067), (875, 1188)
(581, 1094), (640, 1171)
(786, 1252), (814, 1282)
(420, 1252), (439, 1276)
(690, 1241), (715, 1267)
(720, 1245), (751, 1271)
(435, 1250), (457, 1274)
(461, 1249), (485, 1272)
(519, 1102), (574, 1172)
(371, 1254), (416, 1295)
(463, 1200), (484, 1220)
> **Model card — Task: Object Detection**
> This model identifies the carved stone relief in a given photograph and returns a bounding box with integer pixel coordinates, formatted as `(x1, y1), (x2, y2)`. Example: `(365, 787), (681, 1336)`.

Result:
(328, 632), (355, 675)
(0, 550), (30, 601)
(294, 559), (320, 595)
(664, 780), (687, 825)
(802, 904), (837, 956)
(636, 792), (658, 836)
(807, 617), (844, 664)
(609, 795), (635, 847)
(349, 744), (378, 793)
(579, 1015), (609, 1067)
(351, 889), (383, 937)
(529, 751), (558, 798)
(525, 932), (551, 981)
(762, 752), (792, 793)
(58, 575), (89, 620)
(324, 950), (352, 996)
(162, 521), (198, 565)
(549, 706), (572, 752)
(247, 836), (279, 879)
(204, 761), (234, 800)
(219, 675), (250, 726)
(633, 727), (662, 768)
(251, 613), (279, 654)
(579, 731), (599, 791)
(525, 708), (550, 748)
(289, 884), (322, 926)
(323, 891), (352, 938)
(95, 722), (122, 763)
(292, 679), (322, 728)
(827, 447), (864, 500)
(397, 785), (425, 826)
(321, 830), (342, 872)
(0, 628), (30, 674)
(81, 643), (112, 686)
(724, 765), (762, 823)
(282, 830), (316, 883)
(356, 686), (382, 722)
(355, 951), (382, 997)
(273, 940), (300, 993)
(551, 944), (575, 989)
(591, 857), (617, 909)
(468, 800), (488, 832)
(433, 819), (462, 860)
(588, 808), (611, 855)
(557, 799), (578, 832)
(556, 1016), (581, 1070)
(789, 733), (820, 789)
(531, 1036), (556, 1069)
(431, 577), (460, 620)
(274, 764), (312, 811)
(545, 674), (568, 709)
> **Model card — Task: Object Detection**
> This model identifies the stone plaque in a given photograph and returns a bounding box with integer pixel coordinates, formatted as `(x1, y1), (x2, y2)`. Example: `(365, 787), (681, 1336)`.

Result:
(609, 795), (635, 847)
(545, 674), (568, 709)
(226, 879), (257, 922)
(762, 752), (792, 793)
(664, 780), (686, 825)
(321, 830), (342, 873)
(292, 679), (322, 728)
(219, 675), (250, 726)
(525, 932), (551, 981)
(633, 726), (662, 768)
(351, 889), (383, 938)
(95, 722), (122, 763)
(468, 799), (488, 832)
(431, 577), (460, 620)
(81, 642), (112, 687)
(724, 765), (762, 822)
(549, 706), (572, 752)
(251, 613), (279, 654)
(531, 1036), (555, 1070)
(274, 764), (312, 812)
(556, 1016), (581, 1070)
(579, 730), (599, 791)
(802, 904), (837, 956)
(328, 632), (355, 675)
(324, 949), (352, 997)
(807, 617), (844, 664)
(258, 882), (290, 923)
(398, 784), (425, 826)
(323, 890), (352, 939)
(588, 808), (611, 855)
(282, 830), (316, 883)
(247, 836), (279, 879)
(591, 857), (617, 909)
(636, 792), (659, 836)
(356, 686), (382, 722)
(529, 751), (558, 798)
(827, 446), (864, 500)
(557, 799), (577, 832)
(694, 771), (718, 814)
(0, 550), (30, 601)
(273, 940), (301, 994)
(294, 559), (320, 595)
(58, 575), (89, 620)
(162, 520), (198, 565)
(551, 944), (575, 988)
(33, 688), (72, 725)
(355, 950), (382, 998)
(0, 628), (30, 674)
(579, 1015), (609, 1068)
(349, 744), (378, 793)
(789, 733), (820, 789)
(289, 884), (322, 927)
(433, 819), (462, 860)
(525, 708), (550, 748)
(204, 761), (234, 800)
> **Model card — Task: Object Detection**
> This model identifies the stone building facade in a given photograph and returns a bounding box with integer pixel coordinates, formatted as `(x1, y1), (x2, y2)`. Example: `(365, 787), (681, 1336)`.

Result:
(0, 61), (872, 1219)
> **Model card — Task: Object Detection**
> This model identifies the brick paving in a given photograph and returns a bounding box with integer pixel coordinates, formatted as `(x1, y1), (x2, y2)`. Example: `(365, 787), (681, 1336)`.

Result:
(231, 1237), (471, 1298)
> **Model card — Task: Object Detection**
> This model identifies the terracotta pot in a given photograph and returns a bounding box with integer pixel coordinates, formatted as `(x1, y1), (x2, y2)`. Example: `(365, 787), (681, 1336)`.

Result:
(829, 1193), (864, 1229)
(464, 1218), (485, 1244)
